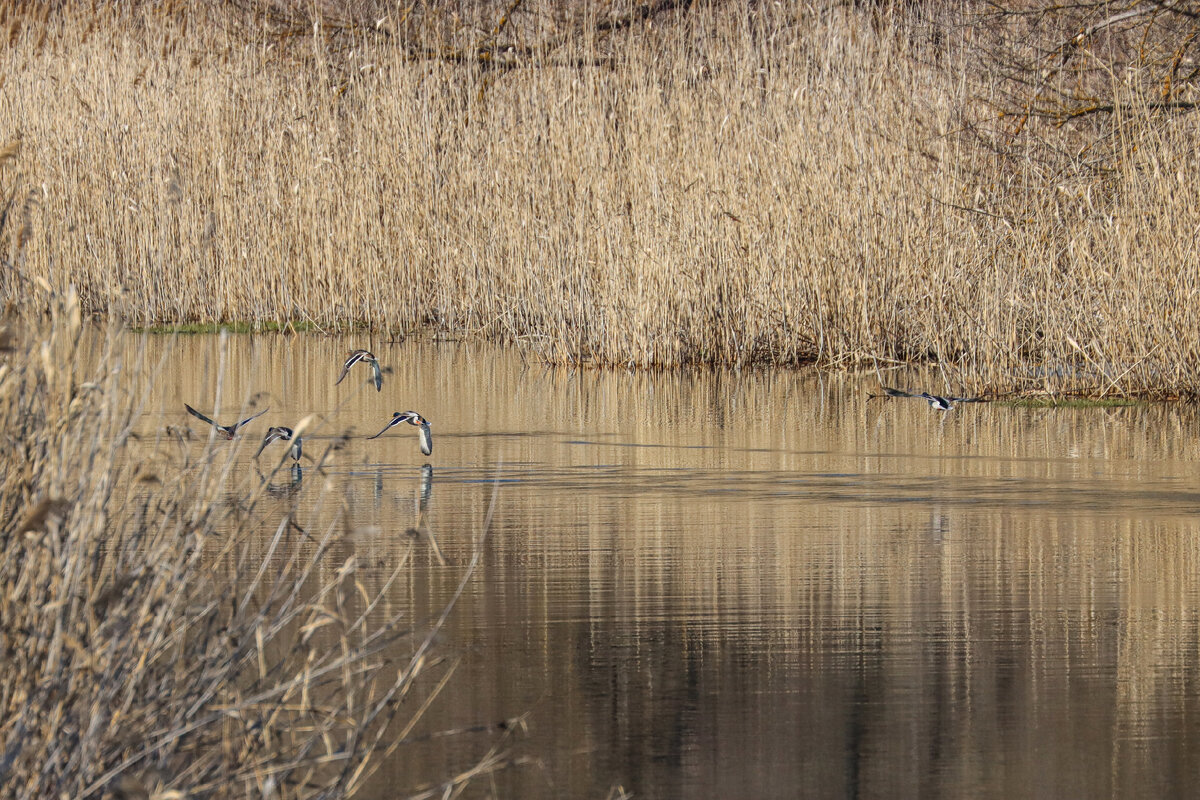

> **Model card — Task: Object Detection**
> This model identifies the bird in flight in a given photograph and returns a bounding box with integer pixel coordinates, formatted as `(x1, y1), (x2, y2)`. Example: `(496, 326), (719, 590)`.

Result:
(335, 349), (382, 391)
(366, 411), (432, 455)
(184, 404), (268, 439)
(870, 387), (985, 412)
(255, 425), (302, 462)
(918, 392), (954, 411)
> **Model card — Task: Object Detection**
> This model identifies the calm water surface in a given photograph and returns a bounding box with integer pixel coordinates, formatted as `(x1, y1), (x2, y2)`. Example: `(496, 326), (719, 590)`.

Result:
(121, 333), (1200, 798)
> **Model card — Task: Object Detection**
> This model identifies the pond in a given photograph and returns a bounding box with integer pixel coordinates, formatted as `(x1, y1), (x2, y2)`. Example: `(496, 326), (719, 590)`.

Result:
(128, 332), (1200, 798)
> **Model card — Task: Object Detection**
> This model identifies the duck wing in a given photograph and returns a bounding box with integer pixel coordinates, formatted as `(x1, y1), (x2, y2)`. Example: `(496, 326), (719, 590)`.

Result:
(366, 417), (402, 440)
(232, 407), (269, 431)
(255, 427), (287, 458)
(184, 403), (219, 428)
(335, 350), (367, 385)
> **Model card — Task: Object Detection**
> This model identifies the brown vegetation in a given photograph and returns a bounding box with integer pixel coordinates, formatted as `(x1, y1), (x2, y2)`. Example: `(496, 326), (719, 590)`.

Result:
(1, 2), (1200, 395)
(0, 291), (508, 798)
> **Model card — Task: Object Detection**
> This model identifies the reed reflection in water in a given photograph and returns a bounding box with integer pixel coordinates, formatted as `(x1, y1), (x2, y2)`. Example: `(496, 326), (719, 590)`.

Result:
(114, 331), (1200, 799)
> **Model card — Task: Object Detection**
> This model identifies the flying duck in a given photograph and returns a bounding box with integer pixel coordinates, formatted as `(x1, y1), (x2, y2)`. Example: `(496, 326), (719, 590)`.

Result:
(366, 411), (432, 455)
(335, 349), (383, 391)
(255, 425), (302, 462)
(184, 403), (268, 439)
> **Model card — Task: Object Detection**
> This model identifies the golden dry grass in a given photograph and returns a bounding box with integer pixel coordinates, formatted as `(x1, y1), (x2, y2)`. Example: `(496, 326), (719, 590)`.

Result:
(0, 290), (511, 798)
(1, 4), (1200, 395)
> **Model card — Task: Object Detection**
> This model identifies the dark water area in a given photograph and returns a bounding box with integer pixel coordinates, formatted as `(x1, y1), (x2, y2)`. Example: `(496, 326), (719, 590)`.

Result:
(122, 332), (1200, 798)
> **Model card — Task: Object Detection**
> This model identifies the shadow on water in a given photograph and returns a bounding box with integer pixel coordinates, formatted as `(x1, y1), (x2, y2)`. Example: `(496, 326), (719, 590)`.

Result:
(105, 332), (1200, 799)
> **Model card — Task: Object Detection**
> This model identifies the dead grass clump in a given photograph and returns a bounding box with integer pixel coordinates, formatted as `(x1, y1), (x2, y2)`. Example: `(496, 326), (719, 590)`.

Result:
(0, 290), (501, 797)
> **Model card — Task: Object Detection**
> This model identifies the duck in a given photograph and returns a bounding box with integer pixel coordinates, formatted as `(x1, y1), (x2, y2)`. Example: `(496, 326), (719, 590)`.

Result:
(255, 426), (302, 462)
(919, 392), (954, 411)
(366, 411), (432, 455)
(870, 386), (985, 411)
(335, 349), (382, 391)
(184, 404), (268, 439)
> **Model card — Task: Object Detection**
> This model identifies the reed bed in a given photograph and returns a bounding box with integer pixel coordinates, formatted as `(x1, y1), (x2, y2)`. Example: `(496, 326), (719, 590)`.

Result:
(2, 3), (1200, 395)
(0, 291), (505, 798)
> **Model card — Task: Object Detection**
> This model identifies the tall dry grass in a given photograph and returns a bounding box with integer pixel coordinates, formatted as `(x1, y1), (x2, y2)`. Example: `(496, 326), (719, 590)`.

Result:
(0, 291), (506, 798)
(1, 3), (1199, 394)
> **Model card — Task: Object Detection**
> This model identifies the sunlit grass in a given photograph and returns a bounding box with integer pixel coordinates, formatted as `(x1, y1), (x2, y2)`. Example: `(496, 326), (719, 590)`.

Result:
(1, 4), (1199, 396)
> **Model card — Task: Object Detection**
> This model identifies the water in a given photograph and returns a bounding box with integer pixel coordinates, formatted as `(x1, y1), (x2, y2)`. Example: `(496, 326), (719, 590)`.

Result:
(119, 332), (1200, 798)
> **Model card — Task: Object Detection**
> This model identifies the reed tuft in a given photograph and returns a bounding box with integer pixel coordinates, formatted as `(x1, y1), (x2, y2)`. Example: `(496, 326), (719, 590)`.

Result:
(0, 291), (502, 798)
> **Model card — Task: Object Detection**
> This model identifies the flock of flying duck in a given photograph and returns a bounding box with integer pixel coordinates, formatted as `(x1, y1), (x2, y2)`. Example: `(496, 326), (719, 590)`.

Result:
(179, 349), (972, 467)
(182, 349), (432, 465)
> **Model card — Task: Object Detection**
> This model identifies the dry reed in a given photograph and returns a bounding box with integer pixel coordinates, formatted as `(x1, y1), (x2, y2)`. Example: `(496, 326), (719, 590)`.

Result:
(1, 3), (1199, 395)
(0, 290), (507, 798)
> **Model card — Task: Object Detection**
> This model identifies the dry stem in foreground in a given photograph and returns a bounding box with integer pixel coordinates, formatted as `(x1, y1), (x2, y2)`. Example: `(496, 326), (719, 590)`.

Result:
(0, 291), (505, 798)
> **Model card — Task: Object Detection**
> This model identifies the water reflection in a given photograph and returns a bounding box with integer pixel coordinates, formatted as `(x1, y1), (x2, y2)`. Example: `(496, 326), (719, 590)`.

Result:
(97, 331), (1200, 799)
(405, 465), (448, 566)
(257, 462), (303, 499)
